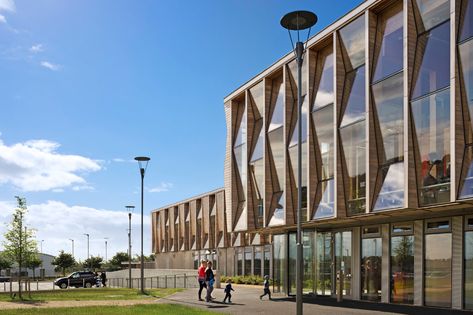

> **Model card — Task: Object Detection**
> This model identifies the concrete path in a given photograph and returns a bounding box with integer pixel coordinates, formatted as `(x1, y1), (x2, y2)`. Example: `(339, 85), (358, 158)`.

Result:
(156, 285), (466, 315)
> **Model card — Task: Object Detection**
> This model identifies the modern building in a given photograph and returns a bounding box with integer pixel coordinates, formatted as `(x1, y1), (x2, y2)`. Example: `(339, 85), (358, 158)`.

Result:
(153, 0), (473, 310)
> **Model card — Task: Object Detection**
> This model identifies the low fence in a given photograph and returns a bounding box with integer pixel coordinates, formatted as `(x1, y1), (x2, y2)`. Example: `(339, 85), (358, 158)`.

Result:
(108, 274), (199, 289)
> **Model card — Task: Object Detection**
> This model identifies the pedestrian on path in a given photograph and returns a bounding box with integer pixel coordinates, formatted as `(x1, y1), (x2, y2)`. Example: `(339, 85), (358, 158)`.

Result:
(223, 279), (234, 303)
(205, 261), (215, 302)
(100, 272), (107, 287)
(197, 260), (207, 301)
(260, 275), (271, 300)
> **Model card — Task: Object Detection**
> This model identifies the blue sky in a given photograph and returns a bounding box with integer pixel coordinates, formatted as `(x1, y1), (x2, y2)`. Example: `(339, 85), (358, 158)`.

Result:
(0, 0), (363, 260)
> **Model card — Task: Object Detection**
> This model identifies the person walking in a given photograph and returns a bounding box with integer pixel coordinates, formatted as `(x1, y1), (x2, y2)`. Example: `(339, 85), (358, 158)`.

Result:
(205, 261), (215, 302)
(260, 275), (271, 300)
(197, 260), (207, 301)
(100, 271), (107, 287)
(223, 279), (234, 303)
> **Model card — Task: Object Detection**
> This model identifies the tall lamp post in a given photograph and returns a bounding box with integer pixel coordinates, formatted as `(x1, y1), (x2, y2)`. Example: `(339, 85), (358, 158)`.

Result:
(280, 10), (317, 315)
(134, 156), (150, 294)
(69, 239), (75, 259)
(104, 238), (109, 262)
(83, 233), (90, 268)
(126, 205), (135, 289)
(40, 240), (44, 254)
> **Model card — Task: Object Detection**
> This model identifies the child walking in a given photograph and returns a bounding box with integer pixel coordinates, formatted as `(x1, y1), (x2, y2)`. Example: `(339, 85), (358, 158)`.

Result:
(260, 275), (271, 300)
(223, 279), (234, 303)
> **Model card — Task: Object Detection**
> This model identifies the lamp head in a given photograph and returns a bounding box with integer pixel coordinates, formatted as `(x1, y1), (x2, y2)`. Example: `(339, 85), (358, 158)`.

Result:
(280, 11), (317, 31)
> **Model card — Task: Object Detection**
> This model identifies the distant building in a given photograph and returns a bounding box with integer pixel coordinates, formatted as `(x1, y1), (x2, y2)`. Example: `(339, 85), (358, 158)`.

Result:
(2, 253), (56, 278)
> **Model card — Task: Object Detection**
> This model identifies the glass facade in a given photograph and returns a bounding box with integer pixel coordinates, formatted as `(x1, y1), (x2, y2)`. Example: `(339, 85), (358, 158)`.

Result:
(249, 82), (265, 227)
(254, 247), (262, 277)
(288, 233), (297, 294)
(391, 231), (414, 304)
(273, 234), (286, 293)
(335, 231), (352, 297)
(268, 77), (285, 226)
(303, 231), (315, 294)
(361, 237), (382, 301)
(316, 232), (332, 295)
(425, 227), (452, 308)
(234, 99), (248, 230)
(244, 247), (252, 276)
(264, 245), (271, 277)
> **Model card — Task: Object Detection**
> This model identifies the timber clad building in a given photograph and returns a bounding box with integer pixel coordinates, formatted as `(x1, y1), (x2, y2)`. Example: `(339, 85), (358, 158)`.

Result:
(152, 0), (473, 310)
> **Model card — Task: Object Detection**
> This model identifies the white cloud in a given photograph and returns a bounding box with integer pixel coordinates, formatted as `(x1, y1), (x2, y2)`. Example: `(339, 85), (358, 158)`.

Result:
(0, 138), (101, 192)
(0, 200), (152, 261)
(0, 14), (6, 24)
(0, 0), (15, 13)
(30, 44), (44, 53)
(148, 182), (173, 193)
(40, 61), (61, 71)
(71, 185), (94, 192)
(113, 158), (125, 163)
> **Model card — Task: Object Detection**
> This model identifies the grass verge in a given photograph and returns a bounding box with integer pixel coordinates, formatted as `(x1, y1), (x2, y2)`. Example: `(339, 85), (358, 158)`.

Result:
(0, 304), (219, 315)
(0, 288), (181, 302)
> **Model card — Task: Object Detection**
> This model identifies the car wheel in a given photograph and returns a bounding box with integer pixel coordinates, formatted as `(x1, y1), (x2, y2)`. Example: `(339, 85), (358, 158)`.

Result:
(85, 282), (92, 288)
(60, 283), (67, 289)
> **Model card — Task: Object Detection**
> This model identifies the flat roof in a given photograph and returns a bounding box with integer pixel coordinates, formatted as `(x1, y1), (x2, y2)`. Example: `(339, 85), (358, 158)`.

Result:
(152, 187), (225, 213)
(224, 0), (376, 103)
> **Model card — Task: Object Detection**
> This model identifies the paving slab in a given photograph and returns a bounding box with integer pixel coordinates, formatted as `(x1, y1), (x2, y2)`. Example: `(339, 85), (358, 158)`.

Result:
(156, 284), (468, 315)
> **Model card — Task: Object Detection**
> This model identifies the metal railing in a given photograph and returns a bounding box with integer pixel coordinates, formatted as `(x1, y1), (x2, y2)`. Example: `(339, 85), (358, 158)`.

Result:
(108, 274), (199, 289)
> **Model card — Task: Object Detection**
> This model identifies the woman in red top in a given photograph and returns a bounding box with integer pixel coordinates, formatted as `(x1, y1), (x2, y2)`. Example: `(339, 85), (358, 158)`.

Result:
(197, 260), (207, 301)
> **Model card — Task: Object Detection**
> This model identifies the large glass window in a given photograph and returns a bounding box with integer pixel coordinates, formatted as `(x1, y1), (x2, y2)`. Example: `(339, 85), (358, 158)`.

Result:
(341, 66), (366, 127)
(335, 231), (352, 297)
(424, 221), (452, 308)
(340, 121), (366, 215)
(236, 248), (243, 276)
(264, 245), (271, 277)
(373, 3), (403, 82)
(412, 22), (450, 99)
(254, 247), (262, 277)
(361, 228), (382, 301)
(268, 77), (285, 226)
(313, 50), (334, 109)
(414, 0), (450, 31)
(273, 234), (286, 293)
(390, 224), (414, 304)
(460, 0), (473, 42)
(316, 232), (332, 295)
(303, 231), (315, 294)
(244, 247), (252, 276)
(234, 99), (247, 231)
(411, 89), (450, 206)
(288, 233), (297, 295)
(314, 179), (335, 219)
(339, 15), (365, 70)
(465, 218), (473, 310)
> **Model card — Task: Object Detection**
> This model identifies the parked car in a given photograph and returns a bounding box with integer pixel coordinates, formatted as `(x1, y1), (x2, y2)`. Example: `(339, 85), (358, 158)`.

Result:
(54, 271), (97, 289)
(0, 276), (10, 282)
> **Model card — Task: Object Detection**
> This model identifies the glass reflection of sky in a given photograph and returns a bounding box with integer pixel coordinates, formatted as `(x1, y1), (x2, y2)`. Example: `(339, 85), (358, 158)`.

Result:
(374, 162), (405, 210)
(339, 14), (365, 70)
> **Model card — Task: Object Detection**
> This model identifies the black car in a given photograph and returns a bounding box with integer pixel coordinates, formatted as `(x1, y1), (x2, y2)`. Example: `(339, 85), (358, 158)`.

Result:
(54, 271), (97, 289)
(0, 276), (10, 282)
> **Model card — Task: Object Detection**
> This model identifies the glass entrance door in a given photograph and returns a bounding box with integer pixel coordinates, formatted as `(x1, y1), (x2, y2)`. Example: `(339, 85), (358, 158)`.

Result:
(316, 232), (332, 295)
(334, 231), (352, 298)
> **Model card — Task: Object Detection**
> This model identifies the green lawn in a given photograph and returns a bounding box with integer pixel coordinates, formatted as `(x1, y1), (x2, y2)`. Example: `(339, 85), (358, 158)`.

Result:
(0, 304), (219, 315)
(0, 288), (181, 302)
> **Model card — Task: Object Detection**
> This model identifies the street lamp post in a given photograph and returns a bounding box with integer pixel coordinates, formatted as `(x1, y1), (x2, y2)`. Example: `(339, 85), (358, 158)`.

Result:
(134, 156), (150, 294)
(104, 238), (109, 262)
(126, 205), (135, 289)
(69, 239), (75, 259)
(40, 240), (44, 254)
(84, 233), (90, 268)
(280, 11), (317, 315)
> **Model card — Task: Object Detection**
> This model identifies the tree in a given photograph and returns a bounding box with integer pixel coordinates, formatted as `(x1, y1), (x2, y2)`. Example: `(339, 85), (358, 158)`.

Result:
(52, 251), (76, 276)
(0, 253), (12, 276)
(2, 197), (37, 299)
(25, 255), (42, 280)
(83, 256), (103, 271)
(108, 252), (129, 271)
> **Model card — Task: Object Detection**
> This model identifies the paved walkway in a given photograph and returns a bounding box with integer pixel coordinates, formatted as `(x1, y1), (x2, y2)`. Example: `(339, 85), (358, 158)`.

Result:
(156, 285), (468, 315)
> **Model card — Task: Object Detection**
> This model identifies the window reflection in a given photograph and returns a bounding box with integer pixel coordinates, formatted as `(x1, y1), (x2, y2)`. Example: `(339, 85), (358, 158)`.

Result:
(268, 126), (285, 226)
(273, 234), (286, 293)
(361, 237), (382, 301)
(244, 247), (252, 276)
(391, 235), (414, 304)
(313, 50), (334, 109)
(339, 15), (365, 70)
(303, 231), (315, 294)
(460, 146), (473, 199)
(411, 89), (450, 206)
(373, 4), (403, 82)
(372, 73), (404, 163)
(412, 22), (450, 99)
(415, 0), (450, 31)
(268, 79), (284, 132)
(341, 66), (366, 127)
(313, 105), (335, 179)
(288, 233), (297, 294)
(335, 231), (352, 296)
(425, 233), (452, 308)
(374, 162), (405, 210)
(254, 247), (262, 277)
(460, 40), (473, 134)
(316, 232), (332, 295)
(460, 0), (473, 42)
(340, 121), (366, 215)
(314, 179), (335, 219)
